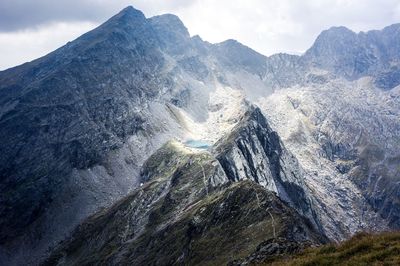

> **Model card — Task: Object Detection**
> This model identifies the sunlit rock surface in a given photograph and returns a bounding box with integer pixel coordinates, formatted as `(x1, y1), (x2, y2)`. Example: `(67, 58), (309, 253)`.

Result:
(0, 5), (399, 265)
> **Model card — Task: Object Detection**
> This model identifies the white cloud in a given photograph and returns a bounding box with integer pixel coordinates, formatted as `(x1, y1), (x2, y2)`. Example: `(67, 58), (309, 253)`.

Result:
(153, 0), (400, 55)
(1, 0), (400, 70)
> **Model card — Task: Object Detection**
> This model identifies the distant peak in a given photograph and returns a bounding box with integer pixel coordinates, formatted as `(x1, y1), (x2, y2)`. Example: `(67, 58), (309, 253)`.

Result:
(219, 39), (240, 45)
(316, 26), (356, 40)
(216, 39), (261, 55)
(217, 39), (246, 50)
(326, 26), (353, 33)
(109, 5), (146, 24)
(119, 6), (142, 15)
(307, 25), (357, 52)
(191, 34), (202, 40)
(381, 23), (400, 34)
(121, 6), (134, 12)
(149, 13), (189, 37)
(151, 13), (181, 22)
(66, 5), (151, 53)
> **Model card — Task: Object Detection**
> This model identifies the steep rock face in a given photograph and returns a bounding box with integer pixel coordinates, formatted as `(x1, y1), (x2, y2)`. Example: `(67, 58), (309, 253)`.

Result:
(258, 79), (397, 240)
(0, 7), (195, 265)
(352, 148), (400, 229)
(149, 14), (193, 56)
(1, 4), (400, 266)
(212, 39), (267, 77)
(214, 107), (323, 235)
(0, 6), (165, 243)
(263, 53), (305, 89)
(45, 141), (325, 266)
(249, 24), (400, 239)
(303, 24), (400, 89)
(304, 26), (372, 78)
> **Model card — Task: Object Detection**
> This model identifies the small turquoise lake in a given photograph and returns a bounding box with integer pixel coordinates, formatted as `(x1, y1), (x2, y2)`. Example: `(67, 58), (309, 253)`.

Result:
(184, 139), (211, 149)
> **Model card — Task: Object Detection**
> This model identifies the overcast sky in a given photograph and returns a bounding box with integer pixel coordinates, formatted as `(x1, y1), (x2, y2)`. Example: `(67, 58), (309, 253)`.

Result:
(1, 0), (400, 70)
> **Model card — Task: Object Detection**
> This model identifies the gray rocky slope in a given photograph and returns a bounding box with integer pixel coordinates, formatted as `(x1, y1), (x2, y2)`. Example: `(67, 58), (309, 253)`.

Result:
(0, 5), (399, 265)
(44, 108), (328, 265)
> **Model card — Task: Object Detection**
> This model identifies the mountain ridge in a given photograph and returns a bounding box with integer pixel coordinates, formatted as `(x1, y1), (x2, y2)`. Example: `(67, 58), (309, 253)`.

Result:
(43, 108), (328, 265)
(0, 5), (399, 266)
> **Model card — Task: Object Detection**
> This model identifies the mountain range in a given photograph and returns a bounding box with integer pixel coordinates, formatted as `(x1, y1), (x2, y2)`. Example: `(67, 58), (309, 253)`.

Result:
(0, 6), (399, 265)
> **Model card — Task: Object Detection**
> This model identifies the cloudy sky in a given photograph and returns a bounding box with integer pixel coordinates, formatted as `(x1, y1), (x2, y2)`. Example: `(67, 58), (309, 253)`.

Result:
(1, 0), (400, 70)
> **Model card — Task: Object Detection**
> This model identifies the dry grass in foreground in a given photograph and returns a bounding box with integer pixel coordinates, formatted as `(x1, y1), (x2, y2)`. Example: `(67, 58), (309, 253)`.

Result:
(266, 231), (400, 266)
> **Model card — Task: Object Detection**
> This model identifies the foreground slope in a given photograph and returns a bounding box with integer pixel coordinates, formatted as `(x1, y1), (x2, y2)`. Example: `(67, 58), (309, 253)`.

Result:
(45, 109), (326, 265)
(263, 231), (400, 266)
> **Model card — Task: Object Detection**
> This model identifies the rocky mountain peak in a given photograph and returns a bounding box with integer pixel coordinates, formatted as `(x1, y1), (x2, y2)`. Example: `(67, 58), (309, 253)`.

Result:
(216, 39), (265, 59)
(1, 5), (400, 266)
(213, 39), (267, 76)
(149, 13), (190, 38)
(148, 13), (192, 55)
(320, 25), (355, 37)
(52, 5), (157, 60)
(381, 23), (400, 34)
(304, 25), (378, 79)
(303, 23), (400, 87)
(109, 5), (146, 25)
(304, 26), (358, 60)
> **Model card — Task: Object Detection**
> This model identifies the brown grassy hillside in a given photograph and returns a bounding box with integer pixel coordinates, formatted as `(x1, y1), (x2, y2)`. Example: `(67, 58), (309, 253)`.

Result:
(267, 231), (400, 266)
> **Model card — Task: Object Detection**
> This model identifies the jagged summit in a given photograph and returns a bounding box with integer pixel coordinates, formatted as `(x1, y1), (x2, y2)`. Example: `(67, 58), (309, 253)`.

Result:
(149, 13), (190, 37)
(148, 13), (192, 55)
(1, 5), (400, 266)
(216, 38), (266, 59)
(88, 5), (149, 39)
(322, 25), (354, 34)
(112, 5), (146, 21)
(304, 26), (357, 57)
(213, 38), (267, 76)
(302, 22), (400, 85)
(76, 5), (149, 44)
(381, 22), (400, 34)
(217, 38), (241, 45)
